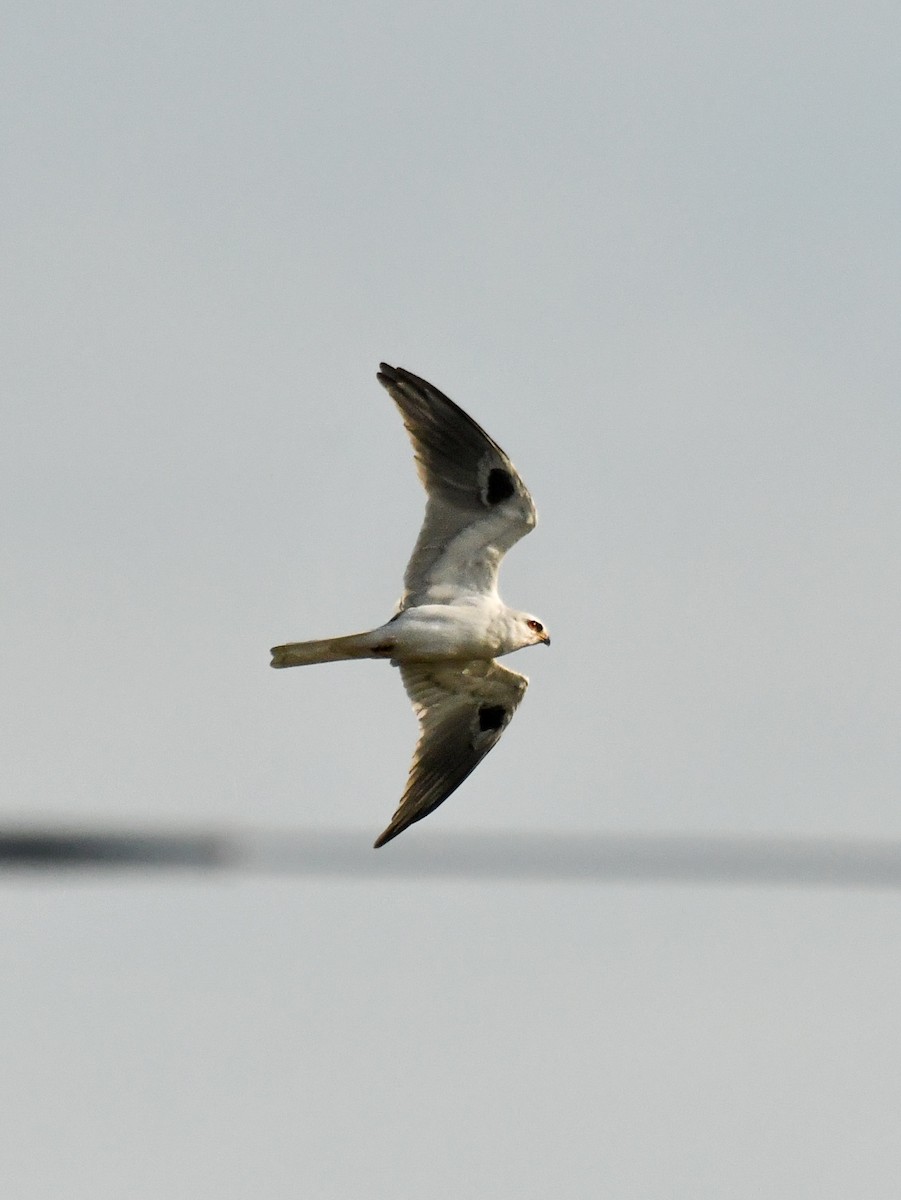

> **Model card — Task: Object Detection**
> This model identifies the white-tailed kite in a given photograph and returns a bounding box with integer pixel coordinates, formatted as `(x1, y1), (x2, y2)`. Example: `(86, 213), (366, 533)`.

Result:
(271, 364), (549, 847)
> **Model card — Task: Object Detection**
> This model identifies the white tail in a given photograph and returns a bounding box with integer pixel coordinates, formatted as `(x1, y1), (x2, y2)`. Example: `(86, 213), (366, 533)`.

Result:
(270, 631), (385, 668)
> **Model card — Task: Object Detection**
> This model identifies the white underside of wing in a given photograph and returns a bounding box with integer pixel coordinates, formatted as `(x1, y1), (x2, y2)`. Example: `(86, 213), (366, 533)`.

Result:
(404, 502), (527, 602)
(403, 658), (528, 714)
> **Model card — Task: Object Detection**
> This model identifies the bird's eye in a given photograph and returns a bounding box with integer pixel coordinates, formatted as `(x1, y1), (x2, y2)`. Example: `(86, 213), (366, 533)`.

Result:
(527, 619), (543, 633)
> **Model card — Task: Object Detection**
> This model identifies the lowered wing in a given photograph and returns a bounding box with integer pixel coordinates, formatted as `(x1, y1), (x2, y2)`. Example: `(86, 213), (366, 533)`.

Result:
(373, 660), (529, 848)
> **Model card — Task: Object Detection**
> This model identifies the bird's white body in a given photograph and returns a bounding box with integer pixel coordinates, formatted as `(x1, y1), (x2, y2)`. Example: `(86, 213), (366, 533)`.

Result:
(271, 599), (545, 667)
(387, 601), (529, 662)
(271, 364), (549, 847)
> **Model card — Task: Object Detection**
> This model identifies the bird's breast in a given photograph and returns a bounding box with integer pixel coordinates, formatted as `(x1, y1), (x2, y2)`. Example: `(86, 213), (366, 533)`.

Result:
(387, 604), (500, 662)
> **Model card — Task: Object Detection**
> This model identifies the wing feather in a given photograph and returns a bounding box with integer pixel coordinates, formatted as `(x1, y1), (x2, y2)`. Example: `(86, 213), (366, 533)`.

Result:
(377, 364), (537, 606)
(373, 660), (528, 848)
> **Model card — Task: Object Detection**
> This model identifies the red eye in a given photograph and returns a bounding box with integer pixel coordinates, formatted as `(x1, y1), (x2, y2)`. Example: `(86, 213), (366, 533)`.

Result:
(527, 619), (543, 633)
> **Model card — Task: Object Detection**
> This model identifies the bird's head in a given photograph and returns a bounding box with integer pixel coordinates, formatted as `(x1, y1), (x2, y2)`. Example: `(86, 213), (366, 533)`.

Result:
(519, 614), (551, 648)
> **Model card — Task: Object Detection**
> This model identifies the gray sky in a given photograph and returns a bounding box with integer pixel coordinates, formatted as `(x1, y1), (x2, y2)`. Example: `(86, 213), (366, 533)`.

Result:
(3, 1), (901, 1196)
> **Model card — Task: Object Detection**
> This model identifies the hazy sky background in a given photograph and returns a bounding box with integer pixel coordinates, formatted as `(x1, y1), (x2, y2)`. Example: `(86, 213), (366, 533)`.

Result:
(3, 1), (901, 1196)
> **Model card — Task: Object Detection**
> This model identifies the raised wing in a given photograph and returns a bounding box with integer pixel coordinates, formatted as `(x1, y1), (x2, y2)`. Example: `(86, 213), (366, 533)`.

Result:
(373, 660), (529, 848)
(377, 364), (537, 607)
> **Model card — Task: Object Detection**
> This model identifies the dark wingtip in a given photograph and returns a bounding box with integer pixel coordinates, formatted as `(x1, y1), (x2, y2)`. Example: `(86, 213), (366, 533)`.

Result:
(373, 820), (403, 849)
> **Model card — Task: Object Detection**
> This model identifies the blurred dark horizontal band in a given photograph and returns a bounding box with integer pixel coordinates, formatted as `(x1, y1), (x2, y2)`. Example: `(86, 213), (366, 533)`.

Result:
(2, 827), (901, 887)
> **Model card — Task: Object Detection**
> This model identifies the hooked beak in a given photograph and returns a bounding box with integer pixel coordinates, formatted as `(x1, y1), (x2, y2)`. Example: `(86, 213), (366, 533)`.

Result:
(540, 632), (551, 646)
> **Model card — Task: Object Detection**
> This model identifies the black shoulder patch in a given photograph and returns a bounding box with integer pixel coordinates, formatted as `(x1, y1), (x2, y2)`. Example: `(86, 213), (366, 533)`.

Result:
(485, 468), (515, 505)
(478, 704), (506, 732)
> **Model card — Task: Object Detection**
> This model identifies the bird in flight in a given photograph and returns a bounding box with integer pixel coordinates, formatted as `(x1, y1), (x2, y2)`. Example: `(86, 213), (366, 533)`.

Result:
(271, 364), (549, 847)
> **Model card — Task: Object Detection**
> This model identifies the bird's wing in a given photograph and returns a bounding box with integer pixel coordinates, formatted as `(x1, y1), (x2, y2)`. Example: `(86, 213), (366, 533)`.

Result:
(373, 660), (528, 848)
(377, 364), (537, 608)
